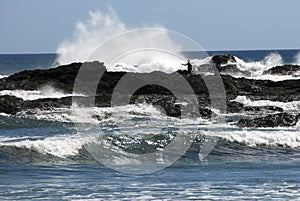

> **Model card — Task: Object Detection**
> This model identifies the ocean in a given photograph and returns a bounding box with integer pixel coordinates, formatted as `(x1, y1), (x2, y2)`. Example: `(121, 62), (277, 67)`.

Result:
(0, 50), (300, 200)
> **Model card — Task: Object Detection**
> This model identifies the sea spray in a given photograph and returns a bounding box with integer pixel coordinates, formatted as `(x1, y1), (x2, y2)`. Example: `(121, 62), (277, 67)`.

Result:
(233, 52), (283, 75)
(56, 8), (127, 65)
(295, 51), (300, 65)
(55, 8), (183, 73)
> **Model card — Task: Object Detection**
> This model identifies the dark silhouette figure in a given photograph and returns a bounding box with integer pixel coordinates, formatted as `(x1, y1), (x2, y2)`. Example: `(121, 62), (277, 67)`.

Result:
(182, 59), (192, 74)
(214, 62), (221, 70)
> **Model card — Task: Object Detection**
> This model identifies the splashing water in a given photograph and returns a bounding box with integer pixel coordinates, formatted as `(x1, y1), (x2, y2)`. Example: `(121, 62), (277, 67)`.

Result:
(233, 52), (283, 75)
(55, 8), (185, 73)
(56, 7), (127, 65)
(295, 51), (300, 65)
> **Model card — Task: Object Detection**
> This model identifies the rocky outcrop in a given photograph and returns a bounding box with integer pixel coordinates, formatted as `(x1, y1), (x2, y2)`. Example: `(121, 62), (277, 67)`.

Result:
(1, 61), (299, 101)
(0, 95), (72, 115)
(211, 54), (236, 66)
(0, 61), (104, 93)
(221, 75), (300, 102)
(218, 64), (251, 77)
(0, 60), (299, 119)
(227, 101), (283, 113)
(0, 95), (24, 115)
(263, 64), (300, 75)
(237, 113), (299, 128)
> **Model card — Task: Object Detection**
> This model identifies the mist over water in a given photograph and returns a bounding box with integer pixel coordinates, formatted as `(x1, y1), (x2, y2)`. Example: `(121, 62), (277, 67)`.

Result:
(295, 51), (300, 65)
(55, 8), (184, 73)
(54, 7), (300, 79)
(56, 8), (127, 65)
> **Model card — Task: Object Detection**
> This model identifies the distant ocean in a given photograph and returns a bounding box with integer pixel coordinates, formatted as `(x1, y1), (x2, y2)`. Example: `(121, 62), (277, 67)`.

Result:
(0, 49), (300, 200)
(1, 49), (299, 75)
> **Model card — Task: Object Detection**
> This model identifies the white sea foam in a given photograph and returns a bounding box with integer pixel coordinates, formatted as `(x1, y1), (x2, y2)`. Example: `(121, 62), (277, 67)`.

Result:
(244, 74), (300, 81)
(0, 75), (8, 79)
(0, 86), (85, 101)
(0, 134), (97, 158)
(295, 51), (300, 65)
(56, 7), (127, 65)
(191, 53), (283, 77)
(109, 51), (186, 73)
(1, 123), (299, 158)
(55, 8), (299, 81)
(206, 127), (300, 148)
(232, 96), (300, 112)
(1, 107), (299, 158)
(20, 103), (208, 130)
(234, 52), (283, 75)
(0, 103), (208, 158)
(56, 8), (185, 74)
(187, 53), (300, 81)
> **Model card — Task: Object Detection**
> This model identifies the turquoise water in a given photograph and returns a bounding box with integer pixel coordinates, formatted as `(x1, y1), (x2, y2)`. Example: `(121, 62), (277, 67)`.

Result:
(0, 50), (300, 200)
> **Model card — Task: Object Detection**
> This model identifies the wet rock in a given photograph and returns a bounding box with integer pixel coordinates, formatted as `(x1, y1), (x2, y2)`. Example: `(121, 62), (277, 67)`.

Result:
(227, 101), (244, 113)
(227, 101), (283, 114)
(0, 61), (105, 93)
(0, 61), (300, 115)
(0, 95), (73, 115)
(237, 113), (299, 128)
(0, 95), (24, 114)
(218, 64), (251, 77)
(263, 64), (300, 75)
(24, 97), (72, 110)
(212, 54), (236, 66)
(244, 106), (283, 113)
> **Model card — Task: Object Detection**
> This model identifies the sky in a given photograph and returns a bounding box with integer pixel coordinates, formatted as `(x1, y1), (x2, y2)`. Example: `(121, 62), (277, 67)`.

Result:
(1, 0), (300, 53)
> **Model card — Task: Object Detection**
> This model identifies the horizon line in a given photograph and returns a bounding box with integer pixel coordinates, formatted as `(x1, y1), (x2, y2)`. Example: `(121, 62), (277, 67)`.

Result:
(1, 48), (300, 55)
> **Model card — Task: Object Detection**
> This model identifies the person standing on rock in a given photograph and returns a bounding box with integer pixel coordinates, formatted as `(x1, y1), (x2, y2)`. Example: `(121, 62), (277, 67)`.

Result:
(182, 59), (192, 74)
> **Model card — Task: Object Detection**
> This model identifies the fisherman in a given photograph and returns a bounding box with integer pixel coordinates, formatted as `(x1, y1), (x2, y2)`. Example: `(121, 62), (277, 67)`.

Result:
(182, 59), (192, 74)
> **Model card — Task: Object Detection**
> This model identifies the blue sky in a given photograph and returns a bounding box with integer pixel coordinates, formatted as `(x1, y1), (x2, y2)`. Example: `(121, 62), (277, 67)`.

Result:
(1, 0), (300, 53)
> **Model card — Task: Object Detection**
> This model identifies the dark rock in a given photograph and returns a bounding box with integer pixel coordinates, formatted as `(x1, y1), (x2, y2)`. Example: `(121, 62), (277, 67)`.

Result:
(1, 61), (299, 102)
(237, 113), (299, 128)
(227, 101), (244, 113)
(0, 95), (73, 115)
(244, 106), (283, 113)
(198, 108), (213, 119)
(0, 95), (24, 114)
(218, 64), (251, 77)
(227, 101), (283, 114)
(24, 97), (72, 110)
(263, 65), (300, 75)
(0, 61), (105, 93)
(221, 75), (300, 102)
(212, 54), (236, 66)
(0, 61), (300, 115)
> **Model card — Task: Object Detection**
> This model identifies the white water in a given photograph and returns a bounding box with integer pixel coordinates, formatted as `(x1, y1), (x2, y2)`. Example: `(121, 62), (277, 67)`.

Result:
(234, 52), (283, 75)
(56, 7), (127, 65)
(1, 101), (299, 158)
(295, 51), (300, 65)
(0, 75), (8, 79)
(0, 134), (97, 158)
(0, 103), (206, 158)
(188, 52), (300, 81)
(0, 86), (85, 101)
(109, 50), (186, 73)
(56, 8), (185, 74)
(54, 8), (300, 81)
(207, 126), (300, 149)
(233, 96), (300, 112)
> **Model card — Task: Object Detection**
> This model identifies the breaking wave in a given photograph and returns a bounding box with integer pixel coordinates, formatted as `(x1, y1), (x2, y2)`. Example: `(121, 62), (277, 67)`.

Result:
(0, 86), (85, 101)
(0, 103), (299, 163)
(55, 8), (187, 74)
(233, 96), (300, 112)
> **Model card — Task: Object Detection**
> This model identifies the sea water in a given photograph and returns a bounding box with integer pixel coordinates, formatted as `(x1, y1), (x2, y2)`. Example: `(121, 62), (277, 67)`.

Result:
(0, 50), (300, 200)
